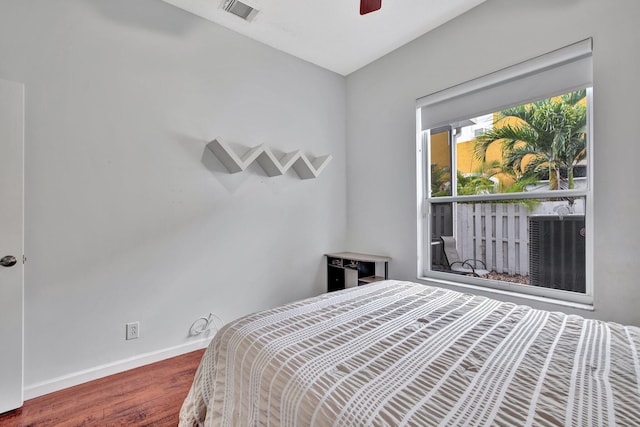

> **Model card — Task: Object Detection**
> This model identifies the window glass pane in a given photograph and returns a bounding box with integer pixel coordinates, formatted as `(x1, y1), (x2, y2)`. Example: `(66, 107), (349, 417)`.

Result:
(429, 128), (451, 197)
(428, 89), (589, 196)
(430, 197), (586, 293)
(430, 202), (453, 268)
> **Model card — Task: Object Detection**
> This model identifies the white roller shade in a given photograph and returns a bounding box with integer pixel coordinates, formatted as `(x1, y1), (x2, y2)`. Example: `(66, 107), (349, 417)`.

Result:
(418, 39), (593, 131)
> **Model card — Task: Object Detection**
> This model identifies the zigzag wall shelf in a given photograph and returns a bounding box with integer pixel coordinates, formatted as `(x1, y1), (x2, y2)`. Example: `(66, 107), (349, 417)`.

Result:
(207, 138), (332, 179)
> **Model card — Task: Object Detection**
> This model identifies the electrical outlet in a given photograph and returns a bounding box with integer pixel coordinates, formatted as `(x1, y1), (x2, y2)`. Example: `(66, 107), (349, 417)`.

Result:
(126, 321), (139, 340)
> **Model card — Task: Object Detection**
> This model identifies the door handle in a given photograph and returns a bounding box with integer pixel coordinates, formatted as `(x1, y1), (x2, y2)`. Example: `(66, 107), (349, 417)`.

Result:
(0, 255), (17, 267)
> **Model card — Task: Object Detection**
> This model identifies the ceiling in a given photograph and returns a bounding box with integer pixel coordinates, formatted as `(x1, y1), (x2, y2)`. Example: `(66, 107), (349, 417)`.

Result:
(160, 0), (487, 76)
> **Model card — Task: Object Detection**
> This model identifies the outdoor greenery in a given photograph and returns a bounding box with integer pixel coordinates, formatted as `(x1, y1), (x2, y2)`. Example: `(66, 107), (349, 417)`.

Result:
(430, 166), (496, 196)
(456, 172), (495, 195)
(474, 90), (587, 190)
(431, 164), (498, 196)
(430, 165), (540, 210)
(430, 164), (451, 197)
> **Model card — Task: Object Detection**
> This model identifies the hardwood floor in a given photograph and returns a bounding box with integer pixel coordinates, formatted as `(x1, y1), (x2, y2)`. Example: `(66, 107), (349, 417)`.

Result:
(0, 349), (205, 427)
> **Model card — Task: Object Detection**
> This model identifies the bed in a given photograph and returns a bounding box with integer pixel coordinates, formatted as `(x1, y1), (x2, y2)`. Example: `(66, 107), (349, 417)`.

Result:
(179, 280), (640, 426)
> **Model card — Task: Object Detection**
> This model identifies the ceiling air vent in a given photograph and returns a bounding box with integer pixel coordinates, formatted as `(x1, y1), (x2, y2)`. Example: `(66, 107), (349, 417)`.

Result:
(222, 0), (259, 21)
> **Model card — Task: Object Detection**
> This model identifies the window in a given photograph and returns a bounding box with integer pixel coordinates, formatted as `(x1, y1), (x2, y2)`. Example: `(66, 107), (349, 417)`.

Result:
(416, 40), (593, 305)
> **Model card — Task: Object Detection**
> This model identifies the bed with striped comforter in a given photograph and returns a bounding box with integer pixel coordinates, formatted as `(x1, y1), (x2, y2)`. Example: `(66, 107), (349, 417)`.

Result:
(179, 280), (640, 426)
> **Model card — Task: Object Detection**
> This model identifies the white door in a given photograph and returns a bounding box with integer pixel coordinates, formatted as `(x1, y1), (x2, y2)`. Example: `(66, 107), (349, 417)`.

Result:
(0, 78), (24, 413)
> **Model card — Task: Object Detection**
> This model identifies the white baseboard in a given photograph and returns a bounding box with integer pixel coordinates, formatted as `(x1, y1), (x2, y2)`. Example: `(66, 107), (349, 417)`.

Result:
(23, 338), (211, 400)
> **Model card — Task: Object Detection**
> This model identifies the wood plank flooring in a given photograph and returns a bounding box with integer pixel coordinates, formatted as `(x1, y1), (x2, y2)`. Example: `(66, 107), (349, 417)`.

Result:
(0, 349), (205, 427)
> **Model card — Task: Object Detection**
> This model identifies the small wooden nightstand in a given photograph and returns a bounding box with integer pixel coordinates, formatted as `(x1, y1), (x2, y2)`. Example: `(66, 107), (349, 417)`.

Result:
(325, 252), (391, 292)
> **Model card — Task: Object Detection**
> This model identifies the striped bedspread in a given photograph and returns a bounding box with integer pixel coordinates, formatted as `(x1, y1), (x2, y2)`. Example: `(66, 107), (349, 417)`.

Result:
(179, 280), (640, 426)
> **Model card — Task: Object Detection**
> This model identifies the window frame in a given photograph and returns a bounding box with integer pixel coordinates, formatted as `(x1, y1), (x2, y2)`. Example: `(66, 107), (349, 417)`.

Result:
(415, 43), (594, 307)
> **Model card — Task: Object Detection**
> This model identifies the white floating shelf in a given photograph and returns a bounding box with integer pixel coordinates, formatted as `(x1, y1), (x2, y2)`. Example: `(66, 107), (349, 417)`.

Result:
(207, 138), (332, 179)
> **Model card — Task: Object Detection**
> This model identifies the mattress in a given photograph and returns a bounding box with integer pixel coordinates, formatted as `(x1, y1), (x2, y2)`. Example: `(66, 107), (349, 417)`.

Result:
(179, 280), (640, 426)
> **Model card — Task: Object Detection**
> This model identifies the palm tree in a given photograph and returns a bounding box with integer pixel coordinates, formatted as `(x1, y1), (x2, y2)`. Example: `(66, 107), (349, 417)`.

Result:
(474, 90), (587, 190)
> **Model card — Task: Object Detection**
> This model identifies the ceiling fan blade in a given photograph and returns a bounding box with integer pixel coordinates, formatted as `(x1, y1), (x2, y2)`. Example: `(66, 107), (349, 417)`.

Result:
(360, 0), (382, 15)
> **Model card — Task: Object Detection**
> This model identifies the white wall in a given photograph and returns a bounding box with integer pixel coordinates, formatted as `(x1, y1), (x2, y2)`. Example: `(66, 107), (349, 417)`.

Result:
(346, 0), (640, 325)
(0, 0), (346, 393)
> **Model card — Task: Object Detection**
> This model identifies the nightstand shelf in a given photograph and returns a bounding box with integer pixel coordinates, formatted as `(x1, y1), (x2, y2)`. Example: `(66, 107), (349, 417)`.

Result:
(325, 252), (391, 292)
(358, 275), (385, 284)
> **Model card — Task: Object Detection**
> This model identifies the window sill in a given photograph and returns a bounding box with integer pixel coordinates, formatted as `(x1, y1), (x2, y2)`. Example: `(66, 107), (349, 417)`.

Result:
(416, 275), (594, 312)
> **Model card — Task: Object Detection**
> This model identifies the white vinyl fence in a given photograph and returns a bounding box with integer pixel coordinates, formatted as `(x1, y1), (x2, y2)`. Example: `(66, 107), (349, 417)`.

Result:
(457, 203), (529, 276)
